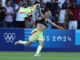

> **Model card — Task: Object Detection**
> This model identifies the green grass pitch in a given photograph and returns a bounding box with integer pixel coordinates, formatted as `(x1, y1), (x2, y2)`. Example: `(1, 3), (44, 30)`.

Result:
(0, 52), (80, 60)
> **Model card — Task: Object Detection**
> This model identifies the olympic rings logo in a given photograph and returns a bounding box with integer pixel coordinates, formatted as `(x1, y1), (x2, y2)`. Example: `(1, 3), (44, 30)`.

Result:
(4, 33), (16, 43)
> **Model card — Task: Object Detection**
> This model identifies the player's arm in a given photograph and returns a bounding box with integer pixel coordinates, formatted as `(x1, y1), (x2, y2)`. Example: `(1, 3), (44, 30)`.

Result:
(47, 19), (64, 30)
(37, 4), (44, 18)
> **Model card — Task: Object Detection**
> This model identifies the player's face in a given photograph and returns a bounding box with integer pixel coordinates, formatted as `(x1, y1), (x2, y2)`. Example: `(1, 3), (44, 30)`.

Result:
(44, 11), (50, 18)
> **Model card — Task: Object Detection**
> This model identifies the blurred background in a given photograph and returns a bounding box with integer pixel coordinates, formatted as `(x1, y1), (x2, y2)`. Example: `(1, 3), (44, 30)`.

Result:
(0, 0), (80, 29)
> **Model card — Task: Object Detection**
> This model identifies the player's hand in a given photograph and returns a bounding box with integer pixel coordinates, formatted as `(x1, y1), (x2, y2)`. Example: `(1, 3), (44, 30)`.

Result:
(59, 26), (64, 30)
(37, 4), (40, 10)
(37, 4), (40, 7)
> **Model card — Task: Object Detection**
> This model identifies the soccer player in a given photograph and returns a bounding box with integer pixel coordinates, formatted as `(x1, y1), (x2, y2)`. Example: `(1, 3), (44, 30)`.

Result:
(15, 4), (64, 57)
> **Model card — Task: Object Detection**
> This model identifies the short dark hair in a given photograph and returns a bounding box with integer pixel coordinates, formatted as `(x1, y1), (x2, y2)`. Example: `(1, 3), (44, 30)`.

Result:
(42, 8), (50, 14)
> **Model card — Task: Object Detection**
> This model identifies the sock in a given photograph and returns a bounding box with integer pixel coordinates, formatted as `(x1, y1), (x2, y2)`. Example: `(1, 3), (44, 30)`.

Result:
(36, 45), (43, 54)
(19, 41), (28, 45)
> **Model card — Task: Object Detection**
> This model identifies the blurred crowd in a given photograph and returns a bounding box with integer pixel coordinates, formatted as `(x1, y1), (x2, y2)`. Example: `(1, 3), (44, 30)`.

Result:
(0, 0), (80, 29)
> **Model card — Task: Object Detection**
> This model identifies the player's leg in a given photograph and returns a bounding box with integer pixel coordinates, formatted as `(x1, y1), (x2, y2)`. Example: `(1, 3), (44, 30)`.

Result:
(34, 40), (43, 57)
(15, 29), (37, 46)
(15, 40), (32, 46)
(34, 31), (44, 57)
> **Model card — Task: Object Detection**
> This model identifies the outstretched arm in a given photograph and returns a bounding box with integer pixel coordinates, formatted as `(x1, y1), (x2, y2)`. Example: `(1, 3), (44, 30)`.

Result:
(37, 4), (44, 18)
(47, 19), (64, 29)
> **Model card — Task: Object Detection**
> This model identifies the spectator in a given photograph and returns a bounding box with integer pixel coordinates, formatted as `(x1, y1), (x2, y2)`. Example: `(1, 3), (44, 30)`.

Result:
(40, 0), (46, 11)
(46, 0), (60, 16)
(2, 0), (6, 7)
(0, 0), (6, 28)
(11, 0), (15, 7)
(78, 9), (80, 29)
(7, 0), (15, 7)
(58, 0), (70, 8)
(68, 2), (79, 29)
(58, 0), (65, 8)
(46, 0), (60, 28)
(22, 0), (27, 8)
(57, 3), (73, 29)
(25, 15), (35, 28)
(0, 0), (79, 29)
(64, 0), (70, 8)
(15, 1), (25, 28)
(5, 0), (14, 28)
(27, 0), (32, 6)
(15, 0), (19, 3)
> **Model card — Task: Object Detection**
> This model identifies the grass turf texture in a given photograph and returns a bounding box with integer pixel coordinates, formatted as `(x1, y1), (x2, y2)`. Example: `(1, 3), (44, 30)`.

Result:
(0, 52), (80, 60)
